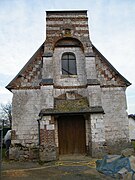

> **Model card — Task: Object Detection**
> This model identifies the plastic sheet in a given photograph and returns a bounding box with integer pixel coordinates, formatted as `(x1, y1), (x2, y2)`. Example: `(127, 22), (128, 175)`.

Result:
(96, 155), (135, 178)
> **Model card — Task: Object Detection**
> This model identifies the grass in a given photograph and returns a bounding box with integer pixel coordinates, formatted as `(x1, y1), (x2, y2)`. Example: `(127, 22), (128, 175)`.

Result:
(131, 141), (135, 150)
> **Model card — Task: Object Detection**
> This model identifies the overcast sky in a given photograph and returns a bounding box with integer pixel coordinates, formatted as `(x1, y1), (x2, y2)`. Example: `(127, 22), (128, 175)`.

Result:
(0, 0), (135, 114)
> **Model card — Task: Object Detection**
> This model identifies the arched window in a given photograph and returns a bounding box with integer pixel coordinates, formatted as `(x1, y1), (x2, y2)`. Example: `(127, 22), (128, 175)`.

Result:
(61, 52), (77, 75)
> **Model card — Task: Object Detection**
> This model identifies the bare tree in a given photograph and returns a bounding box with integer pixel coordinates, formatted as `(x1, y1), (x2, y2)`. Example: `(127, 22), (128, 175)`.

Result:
(0, 102), (12, 128)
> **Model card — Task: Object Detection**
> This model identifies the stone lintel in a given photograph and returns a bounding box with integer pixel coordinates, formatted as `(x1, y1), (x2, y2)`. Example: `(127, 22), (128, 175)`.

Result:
(90, 106), (104, 114)
(87, 79), (100, 85)
(85, 52), (95, 57)
(40, 79), (53, 85)
(43, 52), (53, 57)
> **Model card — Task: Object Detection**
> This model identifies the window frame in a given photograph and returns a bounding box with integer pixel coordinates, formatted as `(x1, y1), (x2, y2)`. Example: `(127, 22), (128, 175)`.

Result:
(61, 52), (77, 76)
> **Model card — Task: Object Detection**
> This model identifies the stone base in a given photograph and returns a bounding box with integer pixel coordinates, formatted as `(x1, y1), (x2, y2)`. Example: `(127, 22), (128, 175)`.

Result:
(89, 140), (131, 158)
(9, 144), (57, 162)
(9, 140), (131, 161)
(91, 141), (107, 158)
(87, 140), (131, 158)
(104, 140), (131, 155)
(39, 144), (57, 162)
(9, 144), (39, 161)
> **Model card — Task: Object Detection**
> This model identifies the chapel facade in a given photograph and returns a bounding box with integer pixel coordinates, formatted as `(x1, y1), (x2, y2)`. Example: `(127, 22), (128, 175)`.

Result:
(6, 11), (131, 161)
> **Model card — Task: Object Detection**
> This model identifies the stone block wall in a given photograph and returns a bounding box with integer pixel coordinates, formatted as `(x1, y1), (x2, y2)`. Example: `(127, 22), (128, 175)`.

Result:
(85, 56), (97, 79)
(10, 89), (41, 160)
(42, 56), (53, 79)
(53, 88), (88, 101)
(40, 85), (54, 109)
(53, 47), (87, 86)
(101, 87), (130, 154)
(90, 113), (106, 157)
(87, 85), (102, 107)
(12, 89), (41, 146)
(45, 11), (92, 55)
(129, 116), (135, 140)
(39, 116), (57, 162)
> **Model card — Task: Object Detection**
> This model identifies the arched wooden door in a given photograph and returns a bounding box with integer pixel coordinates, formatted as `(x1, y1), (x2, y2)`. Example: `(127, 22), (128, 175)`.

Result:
(58, 115), (86, 155)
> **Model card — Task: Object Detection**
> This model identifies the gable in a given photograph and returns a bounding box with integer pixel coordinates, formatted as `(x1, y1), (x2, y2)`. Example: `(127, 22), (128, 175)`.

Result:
(6, 43), (44, 91)
(93, 45), (131, 87)
(6, 42), (131, 91)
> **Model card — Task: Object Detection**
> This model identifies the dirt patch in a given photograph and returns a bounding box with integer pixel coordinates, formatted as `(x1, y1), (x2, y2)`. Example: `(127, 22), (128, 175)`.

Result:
(2, 158), (114, 180)
(3, 170), (29, 177)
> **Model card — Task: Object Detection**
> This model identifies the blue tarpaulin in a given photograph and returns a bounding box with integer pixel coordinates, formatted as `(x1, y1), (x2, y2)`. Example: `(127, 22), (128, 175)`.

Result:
(96, 155), (135, 178)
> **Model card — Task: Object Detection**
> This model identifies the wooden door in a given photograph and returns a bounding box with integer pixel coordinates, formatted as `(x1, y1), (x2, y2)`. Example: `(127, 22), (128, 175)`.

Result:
(58, 115), (86, 155)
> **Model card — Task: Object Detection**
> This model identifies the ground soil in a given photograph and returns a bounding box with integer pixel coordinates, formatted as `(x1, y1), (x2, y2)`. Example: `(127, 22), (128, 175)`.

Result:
(1, 156), (114, 180)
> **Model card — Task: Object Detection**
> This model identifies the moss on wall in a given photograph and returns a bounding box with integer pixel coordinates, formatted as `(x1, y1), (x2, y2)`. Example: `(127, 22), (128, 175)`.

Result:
(56, 98), (89, 112)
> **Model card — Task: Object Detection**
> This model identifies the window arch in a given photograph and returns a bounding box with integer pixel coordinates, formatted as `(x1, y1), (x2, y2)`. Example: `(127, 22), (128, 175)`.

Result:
(61, 52), (77, 75)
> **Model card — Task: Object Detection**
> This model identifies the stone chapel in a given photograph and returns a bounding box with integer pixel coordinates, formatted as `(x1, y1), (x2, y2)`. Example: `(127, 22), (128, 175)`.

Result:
(6, 10), (131, 161)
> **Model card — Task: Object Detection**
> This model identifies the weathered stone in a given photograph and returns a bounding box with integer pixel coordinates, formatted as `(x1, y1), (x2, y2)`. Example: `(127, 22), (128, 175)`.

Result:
(39, 145), (57, 162)
(9, 147), (20, 160)
(129, 156), (135, 171)
(121, 148), (134, 157)
(7, 10), (130, 161)
(9, 145), (39, 161)
(116, 168), (133, 180)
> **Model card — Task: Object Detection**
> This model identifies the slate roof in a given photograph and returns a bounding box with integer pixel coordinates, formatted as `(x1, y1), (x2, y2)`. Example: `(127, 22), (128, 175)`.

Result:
(128, 114), (135, 120)
(39, 106), (104, 116)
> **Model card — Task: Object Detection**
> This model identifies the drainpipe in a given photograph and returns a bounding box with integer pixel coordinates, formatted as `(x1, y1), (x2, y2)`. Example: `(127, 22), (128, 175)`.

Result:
(37, 118), (41, 146)
(37, 117), (42, 161)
